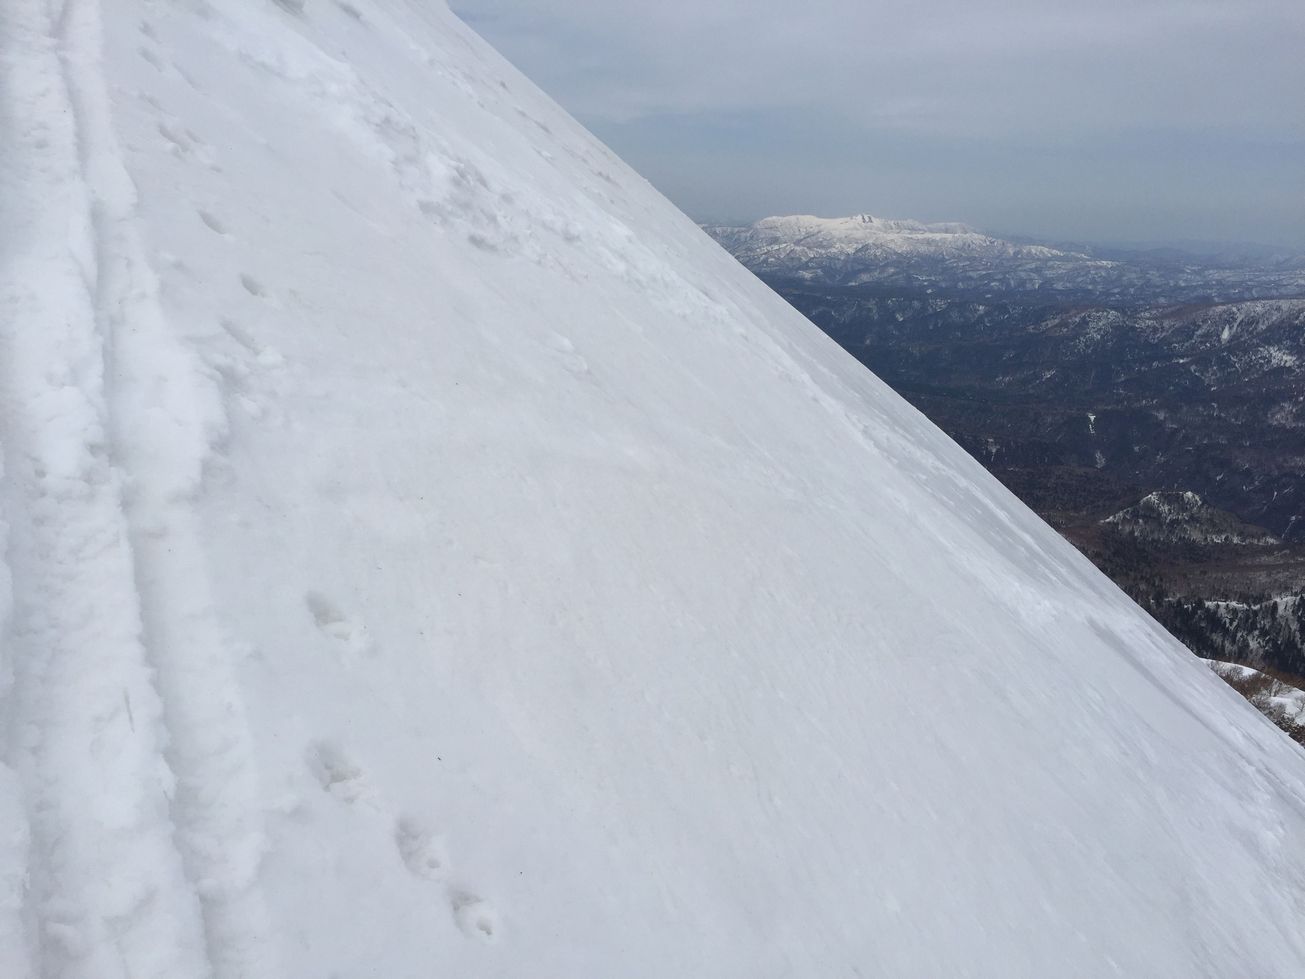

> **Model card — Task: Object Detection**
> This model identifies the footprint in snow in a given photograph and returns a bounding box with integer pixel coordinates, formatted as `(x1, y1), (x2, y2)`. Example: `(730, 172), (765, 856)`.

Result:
(307, 746), (498, 940)
(218, 318), (285, 368)
(394, 817), (450, 881)
(219, 317), (261, 354)
(306, 740), (372, 804)
(545, 333), (588, 375)
(240, 273), (267, 298)
(151, 114), (221, 168)
(157, 123), (194, 155)
(450, 891), (500, 944)
(198, 210), (228, 235)
(336, 1), (365, 22)
(305, 591), (374, 657)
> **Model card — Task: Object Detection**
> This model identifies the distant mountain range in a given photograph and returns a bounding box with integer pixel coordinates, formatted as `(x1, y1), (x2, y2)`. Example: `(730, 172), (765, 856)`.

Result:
(708, 214), (1305, 677)
(705, 213), (1305, 305)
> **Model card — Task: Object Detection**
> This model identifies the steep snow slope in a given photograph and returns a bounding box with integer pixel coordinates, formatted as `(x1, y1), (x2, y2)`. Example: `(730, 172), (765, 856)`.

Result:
(2, 1), (1305, 977)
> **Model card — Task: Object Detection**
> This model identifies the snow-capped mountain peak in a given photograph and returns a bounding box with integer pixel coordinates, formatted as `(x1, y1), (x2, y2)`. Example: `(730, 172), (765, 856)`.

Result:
(708, 213), (1305, 301)
(707, 212), (1097, 288)
(754, 212), (982, 236)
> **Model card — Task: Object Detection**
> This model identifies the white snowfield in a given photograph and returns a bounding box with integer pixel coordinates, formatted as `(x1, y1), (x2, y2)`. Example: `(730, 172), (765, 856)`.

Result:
(1, 1), (1304, 977)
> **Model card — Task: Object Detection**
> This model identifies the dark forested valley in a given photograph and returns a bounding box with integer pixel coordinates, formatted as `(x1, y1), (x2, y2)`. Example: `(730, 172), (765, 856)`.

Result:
(709, 218), (1305, 679)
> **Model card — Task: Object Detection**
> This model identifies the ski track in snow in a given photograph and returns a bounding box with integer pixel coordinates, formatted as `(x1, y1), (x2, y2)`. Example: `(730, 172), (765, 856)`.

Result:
(0, 0), (271, 975)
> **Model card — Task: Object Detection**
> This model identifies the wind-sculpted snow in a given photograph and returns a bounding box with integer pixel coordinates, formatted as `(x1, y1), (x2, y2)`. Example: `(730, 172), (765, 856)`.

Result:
(1, 1), (1304, 977)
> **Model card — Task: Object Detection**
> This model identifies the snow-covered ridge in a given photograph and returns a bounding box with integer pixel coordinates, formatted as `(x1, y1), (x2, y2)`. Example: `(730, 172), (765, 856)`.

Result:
(2, 1), (1305, 976)
(707, 215), (1305, 301)
(1103, 491), (1280, 546)
(754, 213), (982, 237)
(712, 212), (1082, 266)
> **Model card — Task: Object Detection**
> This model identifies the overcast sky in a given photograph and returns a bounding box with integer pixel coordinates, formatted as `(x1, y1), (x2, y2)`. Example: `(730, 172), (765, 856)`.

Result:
(451, 1), (1304, 249)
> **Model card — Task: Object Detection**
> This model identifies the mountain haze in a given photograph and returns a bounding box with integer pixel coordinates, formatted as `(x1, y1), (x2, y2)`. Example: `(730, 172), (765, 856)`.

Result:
(2, 3), (1305, 978)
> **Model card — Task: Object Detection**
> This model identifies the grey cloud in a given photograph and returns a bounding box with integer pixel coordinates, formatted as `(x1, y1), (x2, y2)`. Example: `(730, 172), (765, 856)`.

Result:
(453, 0), (1305, 247)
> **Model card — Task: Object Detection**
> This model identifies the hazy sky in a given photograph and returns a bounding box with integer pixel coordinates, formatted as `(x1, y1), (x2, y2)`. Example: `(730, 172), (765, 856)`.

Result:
(451, 0), (1304, 248)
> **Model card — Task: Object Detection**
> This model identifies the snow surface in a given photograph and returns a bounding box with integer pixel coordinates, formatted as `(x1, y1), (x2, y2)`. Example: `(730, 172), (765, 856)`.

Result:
(2, 0), (1305, 976)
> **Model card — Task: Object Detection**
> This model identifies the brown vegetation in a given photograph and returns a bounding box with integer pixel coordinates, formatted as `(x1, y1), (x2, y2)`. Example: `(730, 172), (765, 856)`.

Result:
(1208, 662), (1305, 748)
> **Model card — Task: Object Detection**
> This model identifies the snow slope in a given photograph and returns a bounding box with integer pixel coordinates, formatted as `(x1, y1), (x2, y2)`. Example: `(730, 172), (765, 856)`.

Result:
(2, 1), (1305, 977)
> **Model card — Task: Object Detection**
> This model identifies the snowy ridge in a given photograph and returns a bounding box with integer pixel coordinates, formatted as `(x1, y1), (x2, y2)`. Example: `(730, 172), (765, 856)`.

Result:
(754, 213), (983, 237)
(1103, 491), (1280, 546)
(1, 0), (1305, 976)
(707, 212), (1091, 275)
(707, 214), (1305, 300)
